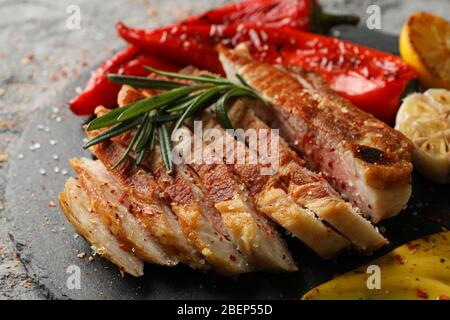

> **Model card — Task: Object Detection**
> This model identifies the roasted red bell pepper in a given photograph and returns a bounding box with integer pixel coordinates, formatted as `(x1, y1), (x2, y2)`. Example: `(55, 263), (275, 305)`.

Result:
(70, 0), (360, 115)
(70, 48), (179, 115)
(117, 22), (417, 123)
(182, 0), (359, 33)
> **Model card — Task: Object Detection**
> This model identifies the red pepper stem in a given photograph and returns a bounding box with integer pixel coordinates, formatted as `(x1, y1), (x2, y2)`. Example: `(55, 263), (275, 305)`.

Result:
(311, 2), (360, 33)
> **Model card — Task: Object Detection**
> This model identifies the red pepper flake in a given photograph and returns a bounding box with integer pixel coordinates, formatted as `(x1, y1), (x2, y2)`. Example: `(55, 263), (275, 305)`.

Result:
(392, 254), (405, 265)
(229, 255), (236, 262)
(437, 295), (449, 300)
(416, 289), (428, 299)
(407, 243), (421, 252)
(118, 193), (127, 204)
(430, 215), (443, 223)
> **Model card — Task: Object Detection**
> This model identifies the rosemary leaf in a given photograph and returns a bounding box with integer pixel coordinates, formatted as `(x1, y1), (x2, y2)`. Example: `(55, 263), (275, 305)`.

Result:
(158, 123), (173, 174)
(132, 112), (151, 152)
(216, 86), (260, 129)
(149, 113), (181, 123)
(145, 66), (230, 85)
(215, 94), (233, 130)
(136, 147), (147, 166)
(173, 85), (229, 132)
(108, 74), (186, 90)
(111, 116), (148, 169)
(236, 73), (251, 88)
(136, 126), (155, 166)
(117, 86), (205, 122)
(83, 118), (141, 149)
(166, 93), (202, 113)
(87, 105), (132, 130)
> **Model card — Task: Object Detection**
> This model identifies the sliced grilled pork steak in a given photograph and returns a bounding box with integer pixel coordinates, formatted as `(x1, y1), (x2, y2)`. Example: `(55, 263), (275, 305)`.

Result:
(180, 125), (297, 271)
(59, 178), (144, 277)
(225, 101), (388, 251)
(144, 147), (252, 275)
(199, 112), (351, 258)
(88, 115), (251, 274)
(88, 138), (207, 270)
(70, 158), (176, 266)
(113, 84), (296, 270)
(112, 80), (348, 258)
(218, 46), (413, 223)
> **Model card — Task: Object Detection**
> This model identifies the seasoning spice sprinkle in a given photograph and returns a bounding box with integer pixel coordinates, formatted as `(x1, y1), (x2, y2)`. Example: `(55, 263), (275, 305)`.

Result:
(29, 142), (41, 151)
(77, 252), (86, 259)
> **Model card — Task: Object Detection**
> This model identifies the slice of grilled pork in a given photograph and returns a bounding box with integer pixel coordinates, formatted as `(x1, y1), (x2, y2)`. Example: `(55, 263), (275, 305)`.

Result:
(88, 138), (208, 270)
(113, 84), (346, 259)
(70, 158), (176, 266)
(197, 112), (351, 258)
(224, 101), (388, 252)
(144, 147), (253, 275)
(179, 125), (297, 271)
(96, 93), (252, 275)
(218, 46), (413, 223)
(59, 177), (144, 277)
(113, 86), (297, 271)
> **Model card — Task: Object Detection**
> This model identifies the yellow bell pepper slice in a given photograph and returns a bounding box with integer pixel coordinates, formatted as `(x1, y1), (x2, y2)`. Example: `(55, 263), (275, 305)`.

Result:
(302, 231), (450, 300)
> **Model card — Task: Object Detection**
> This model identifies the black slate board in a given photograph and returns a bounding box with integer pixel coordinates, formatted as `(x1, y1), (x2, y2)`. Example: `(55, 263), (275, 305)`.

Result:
(7, 25), (450, 300)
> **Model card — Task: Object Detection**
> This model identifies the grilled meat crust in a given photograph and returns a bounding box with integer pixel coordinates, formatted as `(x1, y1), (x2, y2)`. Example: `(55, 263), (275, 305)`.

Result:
(144, 147), (252, 275)
(88, 138), (207, 270)
(183, 125), (298, 271)
(115, 85), (296, 271)
(226, 101), (388, 251)
(199, 111), (352, 258)
(88, 120), (251, 274)
(70, 158), (176, 266)
(218, 46), (413, 223)
(59, 178), (144, 277)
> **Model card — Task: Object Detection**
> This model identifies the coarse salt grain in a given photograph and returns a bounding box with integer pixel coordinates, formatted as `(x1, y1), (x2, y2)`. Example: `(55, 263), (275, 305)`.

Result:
(39, 168), (46, 175)
(62, 169), (68, 175)
(29, 142), (41, 151)
(49, 140), (57, 146)
(54, 167), (60, 173)
(53, 154), (59, 160)
(17, 153), (24, 159)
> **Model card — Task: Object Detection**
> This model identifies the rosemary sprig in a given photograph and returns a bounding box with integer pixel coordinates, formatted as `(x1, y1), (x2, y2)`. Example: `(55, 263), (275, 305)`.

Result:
(83, 67), (264, 173)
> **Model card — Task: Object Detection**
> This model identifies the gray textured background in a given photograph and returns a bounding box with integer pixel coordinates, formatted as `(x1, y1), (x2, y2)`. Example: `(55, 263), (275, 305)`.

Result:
(0, 0), (449, 299)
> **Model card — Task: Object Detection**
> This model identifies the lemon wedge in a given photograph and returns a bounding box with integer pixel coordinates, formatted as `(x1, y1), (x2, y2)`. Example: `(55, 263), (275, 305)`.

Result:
(399, 12), (450, 90)
(395, 89), (450, 183)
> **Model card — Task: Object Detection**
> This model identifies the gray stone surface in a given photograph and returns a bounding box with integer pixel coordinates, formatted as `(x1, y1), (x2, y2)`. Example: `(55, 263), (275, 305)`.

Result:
(0, 0), (449, 300)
